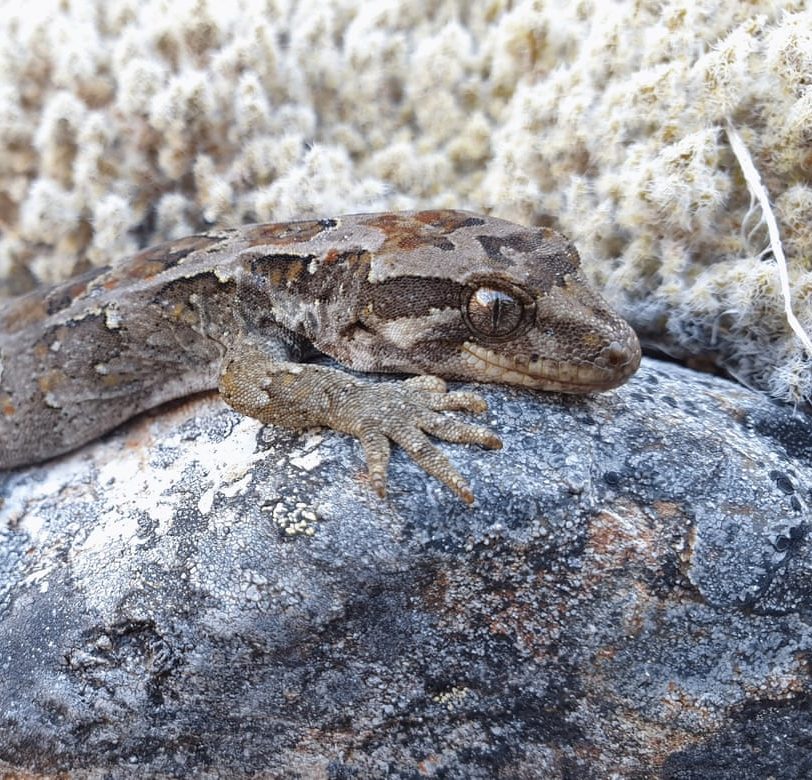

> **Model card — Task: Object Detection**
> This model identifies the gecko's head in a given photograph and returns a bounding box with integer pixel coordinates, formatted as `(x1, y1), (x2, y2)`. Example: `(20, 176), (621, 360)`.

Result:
(352, 212), (641, 393)
(446, 267), (641, 392)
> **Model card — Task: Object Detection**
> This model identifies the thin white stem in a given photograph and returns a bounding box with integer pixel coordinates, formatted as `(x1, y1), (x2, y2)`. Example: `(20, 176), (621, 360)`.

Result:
(726, 121), (812, 357)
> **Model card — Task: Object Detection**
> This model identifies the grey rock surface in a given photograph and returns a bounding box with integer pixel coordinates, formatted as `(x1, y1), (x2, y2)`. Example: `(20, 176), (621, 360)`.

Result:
(0, 357), (810, 778)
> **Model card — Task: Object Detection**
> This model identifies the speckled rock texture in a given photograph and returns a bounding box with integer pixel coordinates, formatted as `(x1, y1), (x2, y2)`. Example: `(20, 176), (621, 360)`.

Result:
(1, 357), (810, 778)
(1, 0), (811, 403)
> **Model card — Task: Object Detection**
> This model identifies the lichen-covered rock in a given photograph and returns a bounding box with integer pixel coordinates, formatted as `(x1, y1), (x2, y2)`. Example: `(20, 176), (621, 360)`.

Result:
(1, 1), (811, 403)
(1, 357), (809, 777)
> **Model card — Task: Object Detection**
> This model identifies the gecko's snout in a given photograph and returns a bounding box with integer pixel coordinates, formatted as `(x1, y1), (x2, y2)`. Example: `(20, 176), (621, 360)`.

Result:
(594, 328), (641, 384)
(596, 333), (641, 377)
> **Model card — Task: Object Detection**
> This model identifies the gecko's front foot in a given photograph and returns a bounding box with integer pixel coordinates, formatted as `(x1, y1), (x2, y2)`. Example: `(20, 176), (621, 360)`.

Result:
(335, 375), (502, 503)
(219, 345), (501, 502)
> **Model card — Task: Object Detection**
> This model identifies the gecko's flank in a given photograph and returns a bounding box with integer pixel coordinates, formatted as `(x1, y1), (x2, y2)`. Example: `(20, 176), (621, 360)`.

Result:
(0, 210), (640, 502)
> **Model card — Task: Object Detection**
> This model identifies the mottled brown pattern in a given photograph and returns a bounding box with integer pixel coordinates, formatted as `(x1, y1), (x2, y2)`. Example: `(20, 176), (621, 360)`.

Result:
(242, 219), (336, 246)
(44, 267), (109, 316)
(363, 276), (462, 320)
(0, 210), (640, 502)
(37, 369), (66, 394)
(162, 235), (223, 266)
(413, 210), (486, 231)
(93, 235), (225, 291)
(104, 256), (165, 285)
(250, 250), (371, 306)
(119, 249), (182, 281)
(366, 212), (464, 253)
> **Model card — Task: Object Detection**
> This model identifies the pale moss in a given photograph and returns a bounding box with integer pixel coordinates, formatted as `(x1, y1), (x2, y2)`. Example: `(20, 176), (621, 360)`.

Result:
(1, 0), (810, 401)
(73, 113), (120, 205)
(155, 192), (195, 239)
(0, 236), (24, 279)
(115, 59), (167, 115)
(446, 111), (492, 168)
(252, 144), (388, 222)
(232, 72), (273, 137)
(776, 185), (812, 259)
(193, 155), (234, 224)
(368, 143), (452, 196)
(765, 13), (812, 92)
(19, 179), (79, 246)
(643, 129), (731, 234)
(693, 22), (762, 116)
(33, 91), (87, 186)
(769, 90), (812, 177)
(88, 193), (138, 266)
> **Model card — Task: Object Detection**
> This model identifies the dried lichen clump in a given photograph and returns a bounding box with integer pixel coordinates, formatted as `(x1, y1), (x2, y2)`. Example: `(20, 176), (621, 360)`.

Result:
(0, 0), (810, 402)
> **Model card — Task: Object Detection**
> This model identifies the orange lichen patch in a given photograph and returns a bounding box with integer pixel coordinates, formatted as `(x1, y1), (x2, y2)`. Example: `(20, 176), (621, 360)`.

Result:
(487, 596), (559, 658)
(417, 755), (444, 775)
(0, 293), (49, 333)
(651, 500), (685, 519)
(719, 501), (758, 518)
(418, 569), (449, 611)
(660, 685), (719, 723)
(33, 342), (50, 360)
(741, 670), (808, 701)
(593, 645), (618, 662)
(585, 503), (663, 569)
(599, 708), (712, 771)
(1, 394), (15, 416)
(242, 219), (331, 246)
(100, 372), (131, 388)
(37, 369), (66, 393)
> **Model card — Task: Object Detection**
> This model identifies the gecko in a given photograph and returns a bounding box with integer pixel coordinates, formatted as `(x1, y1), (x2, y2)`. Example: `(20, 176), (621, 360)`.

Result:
(0, 210), (641, 503)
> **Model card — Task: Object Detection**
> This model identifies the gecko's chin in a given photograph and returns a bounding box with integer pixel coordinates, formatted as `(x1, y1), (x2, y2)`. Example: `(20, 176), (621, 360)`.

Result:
(459, 340), (640, 393)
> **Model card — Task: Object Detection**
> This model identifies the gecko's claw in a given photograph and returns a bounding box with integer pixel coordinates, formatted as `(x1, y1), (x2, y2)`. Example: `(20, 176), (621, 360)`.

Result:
(333, 376), (500, 504)
(358, 430), (391, 498)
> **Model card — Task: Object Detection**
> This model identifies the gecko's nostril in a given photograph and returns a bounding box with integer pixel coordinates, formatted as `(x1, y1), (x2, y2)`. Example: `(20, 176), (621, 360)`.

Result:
(604, 341), (626, 366)
(599, 336), (641, 374)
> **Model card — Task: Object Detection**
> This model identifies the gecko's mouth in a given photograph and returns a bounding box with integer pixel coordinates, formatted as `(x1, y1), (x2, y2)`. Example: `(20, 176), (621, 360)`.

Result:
(460, 339), (641, 393)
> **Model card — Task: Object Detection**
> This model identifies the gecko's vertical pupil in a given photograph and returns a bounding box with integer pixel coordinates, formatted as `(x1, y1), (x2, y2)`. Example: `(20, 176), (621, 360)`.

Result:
(465, 286), (527, 339)
(491, 296), (502, 331)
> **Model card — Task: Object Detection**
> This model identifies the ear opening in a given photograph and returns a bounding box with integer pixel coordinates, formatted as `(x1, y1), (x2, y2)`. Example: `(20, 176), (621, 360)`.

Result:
(340, 319), (375, 340)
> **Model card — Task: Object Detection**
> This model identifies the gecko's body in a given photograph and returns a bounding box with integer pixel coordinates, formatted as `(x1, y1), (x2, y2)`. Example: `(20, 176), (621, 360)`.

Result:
(0, 210), (640, 502)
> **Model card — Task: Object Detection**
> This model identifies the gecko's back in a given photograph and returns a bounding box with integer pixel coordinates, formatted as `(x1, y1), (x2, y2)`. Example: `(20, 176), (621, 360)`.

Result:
(0, 211), (639, 500)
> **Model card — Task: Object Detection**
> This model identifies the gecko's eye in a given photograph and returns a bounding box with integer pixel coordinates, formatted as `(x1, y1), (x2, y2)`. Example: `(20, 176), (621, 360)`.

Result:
(462, 285), (535, 341)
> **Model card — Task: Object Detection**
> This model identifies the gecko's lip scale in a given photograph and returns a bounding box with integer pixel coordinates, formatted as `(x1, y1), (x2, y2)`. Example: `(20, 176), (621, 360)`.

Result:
(461, 336), (641, 392)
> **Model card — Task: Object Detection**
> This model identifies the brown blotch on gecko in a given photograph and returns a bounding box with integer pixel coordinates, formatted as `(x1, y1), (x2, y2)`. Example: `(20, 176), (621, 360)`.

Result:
(0, 210), (641, 504)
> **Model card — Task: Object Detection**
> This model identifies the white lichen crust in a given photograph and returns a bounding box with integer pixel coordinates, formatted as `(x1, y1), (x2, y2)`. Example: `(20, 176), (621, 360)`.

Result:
(0, 0), (810, 401)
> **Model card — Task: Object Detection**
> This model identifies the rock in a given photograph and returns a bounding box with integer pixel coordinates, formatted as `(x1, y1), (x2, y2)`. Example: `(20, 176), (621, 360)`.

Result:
(0, 357), (810, 778)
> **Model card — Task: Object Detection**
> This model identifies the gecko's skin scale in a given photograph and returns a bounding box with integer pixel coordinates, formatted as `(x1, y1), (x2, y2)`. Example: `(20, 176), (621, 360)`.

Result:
(0, 210), (640, 503)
